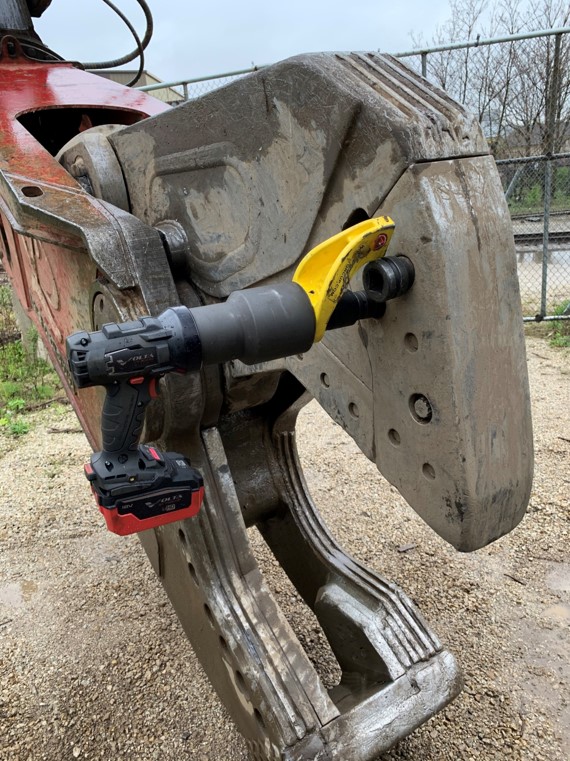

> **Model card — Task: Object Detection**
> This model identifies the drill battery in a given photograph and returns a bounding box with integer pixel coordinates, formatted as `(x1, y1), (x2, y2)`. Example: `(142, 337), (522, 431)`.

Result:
(84, 444), (204, 536)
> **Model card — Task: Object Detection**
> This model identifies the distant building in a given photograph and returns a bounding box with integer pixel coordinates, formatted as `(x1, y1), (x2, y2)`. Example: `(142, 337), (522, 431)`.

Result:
(92, 70), (184, 106)
(492, 123), (570, 158)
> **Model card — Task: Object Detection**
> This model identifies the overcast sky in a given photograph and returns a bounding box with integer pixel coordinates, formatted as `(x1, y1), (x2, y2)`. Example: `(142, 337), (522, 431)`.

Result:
(34, 0), (454, 82)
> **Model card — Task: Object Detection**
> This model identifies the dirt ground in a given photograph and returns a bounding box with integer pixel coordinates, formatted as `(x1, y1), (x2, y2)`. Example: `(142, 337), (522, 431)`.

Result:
(0, 336), (568, 761)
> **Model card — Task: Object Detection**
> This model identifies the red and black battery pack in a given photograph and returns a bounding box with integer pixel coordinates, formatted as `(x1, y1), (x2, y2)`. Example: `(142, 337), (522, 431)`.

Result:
(85, 446), (204, 536)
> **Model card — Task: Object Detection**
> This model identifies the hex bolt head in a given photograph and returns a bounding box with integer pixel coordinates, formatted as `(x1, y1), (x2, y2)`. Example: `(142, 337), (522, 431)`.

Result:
(409, 393), (433, 423)
(414, 396), (431, 419)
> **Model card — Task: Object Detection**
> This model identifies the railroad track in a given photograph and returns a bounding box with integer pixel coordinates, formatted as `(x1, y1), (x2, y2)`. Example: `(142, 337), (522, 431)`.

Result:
(515, 230), (570, 246)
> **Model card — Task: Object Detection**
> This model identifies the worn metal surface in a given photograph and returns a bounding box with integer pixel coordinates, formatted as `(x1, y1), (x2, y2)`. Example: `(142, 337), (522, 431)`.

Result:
(137, 399), (461, 760)
(0, 43), (532, 760)
(111, 52), (532, 552)
(56, 126), (131, 212)
(286, 155), (533, 551)
(111, 53), (487, 298)
(0, 0), (33, 32)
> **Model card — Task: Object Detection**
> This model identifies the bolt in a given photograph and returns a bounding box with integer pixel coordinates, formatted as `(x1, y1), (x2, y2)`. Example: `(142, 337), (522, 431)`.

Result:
(412, 394), (432, 422)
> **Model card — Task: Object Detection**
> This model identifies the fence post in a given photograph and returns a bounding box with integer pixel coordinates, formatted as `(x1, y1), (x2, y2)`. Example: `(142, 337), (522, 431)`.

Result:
(540, 33), (562, 317)
(541, 158), (552, 317)
(421, 52), (427, 78)
(183, 82), (189, 101)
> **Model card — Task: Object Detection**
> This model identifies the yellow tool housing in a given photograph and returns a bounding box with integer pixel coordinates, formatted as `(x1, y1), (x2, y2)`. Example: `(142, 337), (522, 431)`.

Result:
(293, 216), (395, 341)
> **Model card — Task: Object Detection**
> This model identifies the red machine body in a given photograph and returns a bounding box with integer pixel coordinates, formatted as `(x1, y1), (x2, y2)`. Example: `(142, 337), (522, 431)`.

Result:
(0, 35), (167, 448)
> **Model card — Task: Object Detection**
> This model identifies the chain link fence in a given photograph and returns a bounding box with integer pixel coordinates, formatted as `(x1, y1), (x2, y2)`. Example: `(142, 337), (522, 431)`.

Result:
(496, 154), (570, 319)
(179, 73), (251, 100)
(398, 28), (570, 321)
(138, 67), (262, 103)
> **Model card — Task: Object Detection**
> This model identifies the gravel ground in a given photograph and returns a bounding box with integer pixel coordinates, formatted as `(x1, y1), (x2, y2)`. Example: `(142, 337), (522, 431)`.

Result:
(0, 336), (568, 761)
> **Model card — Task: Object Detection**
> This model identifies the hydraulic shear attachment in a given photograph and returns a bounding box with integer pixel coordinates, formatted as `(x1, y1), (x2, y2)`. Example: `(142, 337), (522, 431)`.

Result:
(2, 39), (533, 759)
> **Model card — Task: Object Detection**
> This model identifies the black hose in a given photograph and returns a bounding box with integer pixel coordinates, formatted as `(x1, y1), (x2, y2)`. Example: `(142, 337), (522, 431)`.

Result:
(27, 0), (53, 17)
(82, 0), (152, 76)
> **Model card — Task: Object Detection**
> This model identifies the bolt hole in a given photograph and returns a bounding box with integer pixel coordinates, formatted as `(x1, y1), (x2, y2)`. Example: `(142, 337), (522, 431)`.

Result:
(187, 562), (198, 585)
(320, 372), (330, 388)
(98, 298), (104, 312)
(404, 332), (419, 352)
(342, 207), (370, 230)
(235, 670), (247, 694)
(219, 635), (229, 652)
(178, 528), (186, 545)
(254, 709), (266, 732)
(422, 463), (436, 480)
(21, 185), (43, 198)
(388, 428), (401, 446)
(203, 603), (214, 625)
(348, 402), (359, 418)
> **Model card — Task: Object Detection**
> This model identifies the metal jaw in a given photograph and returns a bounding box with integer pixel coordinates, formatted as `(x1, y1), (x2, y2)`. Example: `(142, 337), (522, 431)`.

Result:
(140, 421), (461, 760)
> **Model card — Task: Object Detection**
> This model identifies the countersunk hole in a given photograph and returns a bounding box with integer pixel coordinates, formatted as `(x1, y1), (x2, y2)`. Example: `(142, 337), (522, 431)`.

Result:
(409, 393), (433, 424)
(320, 372), (330, 388)
(388, 428), (401, 446)
(404, 332), (419, 352)
(348, 402), (359, 418)
(219, 635), (229, 652)
(21, 185), (43, 198)
(342, 207), (370, 230)
(187, 562), (198, 585)
(203, 603), (214, 625)
(235, 670), (247, 694)
(422, 463), (436, 480)
(254, 708), (266, 732)
(178, 528), (186, 545)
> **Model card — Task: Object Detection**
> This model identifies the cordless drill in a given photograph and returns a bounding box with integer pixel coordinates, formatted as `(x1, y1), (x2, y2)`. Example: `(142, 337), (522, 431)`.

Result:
(67, 218), (414, 535)
(66, 283), (319, 536)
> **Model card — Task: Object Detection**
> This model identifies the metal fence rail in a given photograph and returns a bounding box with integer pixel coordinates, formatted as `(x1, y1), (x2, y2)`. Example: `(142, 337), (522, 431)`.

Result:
(138, 30), (570, 321)
(137, 66), (264, 100)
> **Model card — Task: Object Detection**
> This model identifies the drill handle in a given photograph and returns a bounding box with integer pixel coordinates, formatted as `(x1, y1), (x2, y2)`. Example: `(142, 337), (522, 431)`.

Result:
(101, 377), (157, 454)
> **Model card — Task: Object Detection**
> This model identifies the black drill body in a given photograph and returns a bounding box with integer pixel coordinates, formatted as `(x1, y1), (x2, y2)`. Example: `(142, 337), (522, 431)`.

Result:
(66, 285), (318, 533)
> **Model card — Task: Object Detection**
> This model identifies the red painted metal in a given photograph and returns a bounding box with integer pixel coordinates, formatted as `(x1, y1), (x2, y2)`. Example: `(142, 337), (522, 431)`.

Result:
(0, 36), (169, 447)
(0, 39), (166, 181)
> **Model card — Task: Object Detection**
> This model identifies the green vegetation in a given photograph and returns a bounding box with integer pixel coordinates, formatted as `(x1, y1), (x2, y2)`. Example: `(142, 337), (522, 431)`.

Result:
(548, 301), (570, 348)
(506, 166), (570, 216)
(0, 285), (61, 437)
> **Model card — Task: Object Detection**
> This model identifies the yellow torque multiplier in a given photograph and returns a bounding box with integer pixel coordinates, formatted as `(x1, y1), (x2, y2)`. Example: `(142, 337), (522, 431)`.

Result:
(294, 216), (395, 340)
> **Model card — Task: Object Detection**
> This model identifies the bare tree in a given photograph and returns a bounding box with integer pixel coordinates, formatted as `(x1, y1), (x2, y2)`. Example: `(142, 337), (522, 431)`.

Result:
(409, 0), (570, 158)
